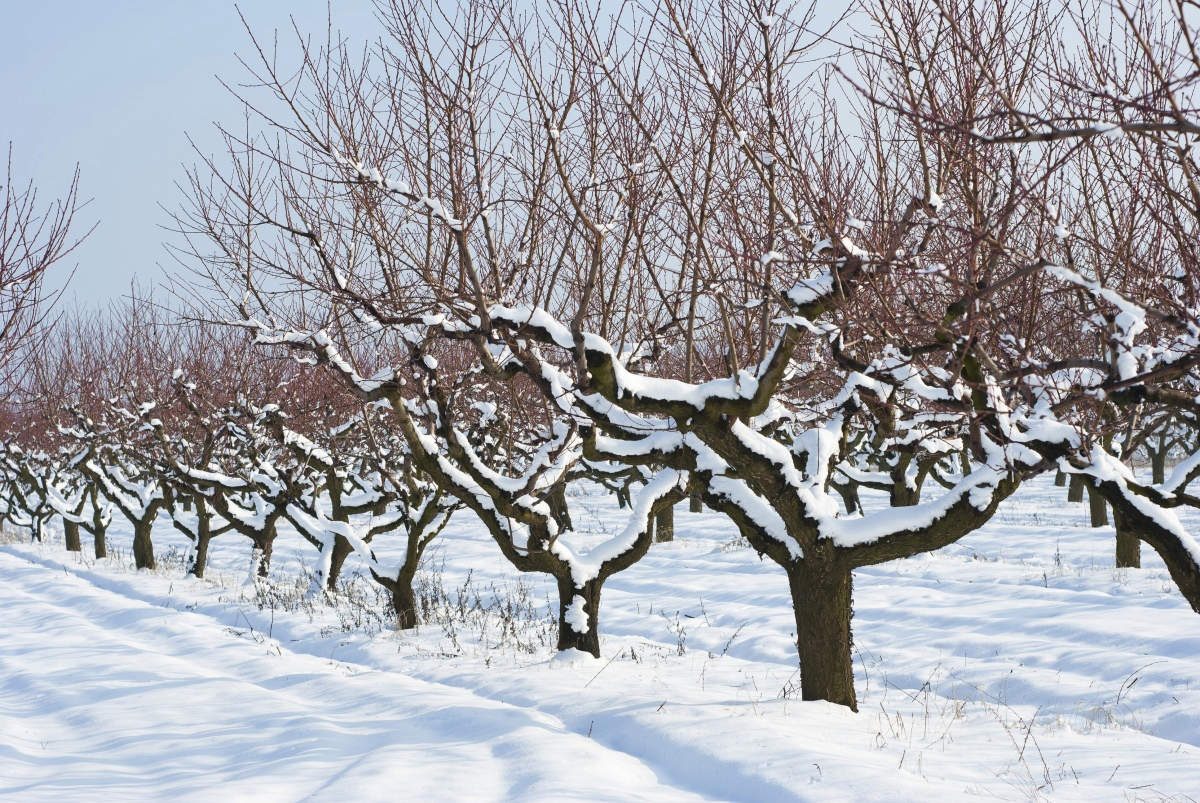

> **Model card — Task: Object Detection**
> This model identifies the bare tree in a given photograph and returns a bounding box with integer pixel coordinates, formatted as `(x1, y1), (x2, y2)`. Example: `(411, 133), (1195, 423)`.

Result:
(0, 146), (88, 401)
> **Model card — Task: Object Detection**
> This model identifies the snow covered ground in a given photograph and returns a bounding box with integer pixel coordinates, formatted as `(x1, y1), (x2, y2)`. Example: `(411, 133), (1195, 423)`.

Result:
(1, 475), (1198, 801)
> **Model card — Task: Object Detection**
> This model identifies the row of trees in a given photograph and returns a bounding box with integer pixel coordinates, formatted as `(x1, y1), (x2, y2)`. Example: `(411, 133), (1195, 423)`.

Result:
(5, 0), (1200, 713)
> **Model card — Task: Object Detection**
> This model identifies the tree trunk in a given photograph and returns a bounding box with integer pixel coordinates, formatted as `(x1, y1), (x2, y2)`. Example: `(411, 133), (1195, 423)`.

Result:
(655, 504), (674, 543)
(255, 529), (276, 578)
(789, 563), (857, 711)
(689, 489), (702, 513)
(132, 519), (156, 570)
(548, 482), (572, 532)
(890, 456), (920, 507)
(188, 529), (212, 579)
(391, 561), (420, 630)
(325, 536), (354, 592)
(64, 519), (81, 552)
(1054, 470), (1066, 487)
(890, 483), (920, 507)
(833, 480), (861, 515)
(1068, 474), (1084, 503)
(1152, 449), (1167, 485)
(1113, 508), (1141, 569)
(555, 575), (603, 657)
(91, 498), (107, 559)
(185, 500), (214, 579)
(1096, 480), (1200, 614)
(1087, 484), (1108, 527)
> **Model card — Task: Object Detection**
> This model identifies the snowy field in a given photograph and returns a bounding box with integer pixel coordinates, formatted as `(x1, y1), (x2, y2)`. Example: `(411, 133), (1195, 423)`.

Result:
(1, 474), (1198, 802)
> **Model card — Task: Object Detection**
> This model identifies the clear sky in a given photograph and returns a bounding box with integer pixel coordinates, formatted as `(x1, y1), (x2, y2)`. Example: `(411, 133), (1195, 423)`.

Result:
(0, 1), (379, 308)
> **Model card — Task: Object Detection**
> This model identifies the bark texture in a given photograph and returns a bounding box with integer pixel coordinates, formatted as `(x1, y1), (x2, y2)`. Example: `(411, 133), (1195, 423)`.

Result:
(189, 530), (212, 578)
(1088, 484), (1109, 527)
(325, 536), (354, 592)
(1152, 450), (1167, 485)
(555, 576), (603, 656)
(132, 519), (155, 570)
(64, 520), (81, 552)
(1114, 510), (1142, 569)
(790, 564), (857, 711)
(655, 504), (675, 543)
(90, 496), (107, 559)
(1068, 474), (1085, 503)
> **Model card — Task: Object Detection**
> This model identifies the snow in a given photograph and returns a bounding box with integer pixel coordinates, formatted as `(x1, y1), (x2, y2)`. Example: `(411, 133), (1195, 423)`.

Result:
(1162, 448), (1200, 494)
(565, 596), (590, 633)
(2, 474), (1199, 801)
(786, 273), (835, 307)
(552, 469), (686, 586)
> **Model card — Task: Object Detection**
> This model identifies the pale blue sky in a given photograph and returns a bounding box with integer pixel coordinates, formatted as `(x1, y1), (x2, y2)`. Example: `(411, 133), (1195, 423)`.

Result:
(0, 1), (379, 306)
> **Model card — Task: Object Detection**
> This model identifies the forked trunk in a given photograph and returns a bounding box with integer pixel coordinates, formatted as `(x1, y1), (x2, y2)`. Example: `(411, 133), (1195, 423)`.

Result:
(1113, 508), (1141, 569)
(789, 563), (857, 711)
(132, 519), (155, 570)
(655, 504), (674, 543)
(555, 575), (603, 657)
(1054, 470), (1066, 487)
(689, 489), (702, 513)
(64, 520), (82, 552)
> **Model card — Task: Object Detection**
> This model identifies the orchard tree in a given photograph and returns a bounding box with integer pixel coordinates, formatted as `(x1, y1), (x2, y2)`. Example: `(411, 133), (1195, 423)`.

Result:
(868, 0), (1200, 614)
(168, 0), (1103, 712)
